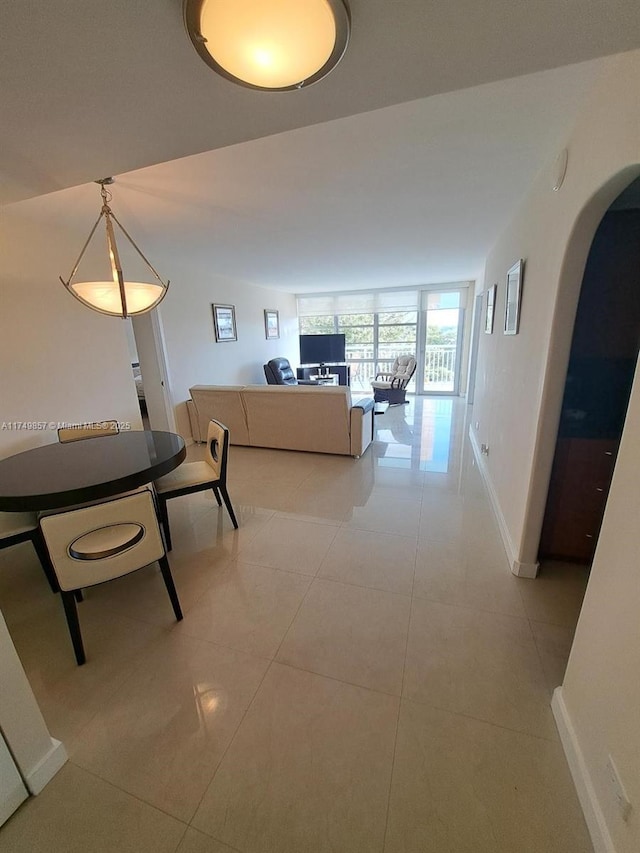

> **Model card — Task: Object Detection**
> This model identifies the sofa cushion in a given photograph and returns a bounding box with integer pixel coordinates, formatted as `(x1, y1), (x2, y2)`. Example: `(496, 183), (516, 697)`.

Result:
(241, 385), (352, 455)
(189, 386), (250, 446)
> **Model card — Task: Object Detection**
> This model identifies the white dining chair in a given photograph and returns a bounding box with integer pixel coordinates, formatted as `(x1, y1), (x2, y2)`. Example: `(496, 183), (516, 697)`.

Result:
(154, 419), (238, 551)
(39, 489), (182, 665)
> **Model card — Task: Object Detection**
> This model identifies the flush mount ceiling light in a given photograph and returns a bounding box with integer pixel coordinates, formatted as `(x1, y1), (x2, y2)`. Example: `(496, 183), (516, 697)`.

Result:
(60, 178), (169, 319)
(183, 0), (350, 91)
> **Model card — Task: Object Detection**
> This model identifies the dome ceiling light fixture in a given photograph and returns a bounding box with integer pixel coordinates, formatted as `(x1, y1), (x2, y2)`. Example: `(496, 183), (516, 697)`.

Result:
(183, 0), (351, 92)
(60, 178), (170, 319)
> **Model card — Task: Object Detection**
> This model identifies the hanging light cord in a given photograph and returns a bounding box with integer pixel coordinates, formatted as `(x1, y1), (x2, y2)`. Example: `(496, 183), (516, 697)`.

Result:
(100, 181), (113, 212)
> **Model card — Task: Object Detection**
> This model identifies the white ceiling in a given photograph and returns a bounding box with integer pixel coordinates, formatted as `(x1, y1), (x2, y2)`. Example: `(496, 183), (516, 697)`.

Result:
(2, 1), (638, 292)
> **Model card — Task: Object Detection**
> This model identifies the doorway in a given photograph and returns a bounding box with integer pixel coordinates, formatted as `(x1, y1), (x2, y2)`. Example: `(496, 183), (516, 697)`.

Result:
(124, 312), (176, 433)
(417, 288), (466, 395)
(539, 179), (640, 564)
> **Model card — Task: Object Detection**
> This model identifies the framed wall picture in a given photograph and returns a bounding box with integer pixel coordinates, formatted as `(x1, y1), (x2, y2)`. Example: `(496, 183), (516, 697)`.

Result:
(212, 303), (237, 342)
(484, 284), (497, 334)
(264, 309), (280, 340)
(504, 260), (524, 335)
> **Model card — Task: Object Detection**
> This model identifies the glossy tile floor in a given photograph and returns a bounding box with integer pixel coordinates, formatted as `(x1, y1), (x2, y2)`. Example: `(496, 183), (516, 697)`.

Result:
(0, 398), (594, 852)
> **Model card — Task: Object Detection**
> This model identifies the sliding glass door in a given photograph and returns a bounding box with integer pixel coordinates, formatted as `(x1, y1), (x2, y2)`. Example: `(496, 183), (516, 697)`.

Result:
(417, 290), (465, 395)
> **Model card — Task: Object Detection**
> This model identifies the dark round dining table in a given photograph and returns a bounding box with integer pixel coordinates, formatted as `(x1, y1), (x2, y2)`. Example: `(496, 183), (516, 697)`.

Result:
(0, 430), (186, 512)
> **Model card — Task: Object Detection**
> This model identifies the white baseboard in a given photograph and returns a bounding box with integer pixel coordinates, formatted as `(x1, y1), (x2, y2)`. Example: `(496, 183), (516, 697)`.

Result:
(511, 558), (539, 578)
(552, 688), (615, 853)
(469, 428), (539, 577)
(25, 737), (67, 795)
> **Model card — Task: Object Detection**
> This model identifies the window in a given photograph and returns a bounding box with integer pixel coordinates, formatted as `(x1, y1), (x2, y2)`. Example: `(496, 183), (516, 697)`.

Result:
(299, 311), (417, 392)
(298, 284), (470, 396)
(299, 316), (337, 335)
(338, 314), (374, 362)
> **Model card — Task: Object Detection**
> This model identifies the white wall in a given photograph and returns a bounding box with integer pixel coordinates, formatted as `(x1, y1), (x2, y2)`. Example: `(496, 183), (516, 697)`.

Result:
(0, 208), (143, 459)
(123, 319), (139, 363)
(155, 259), (298, 439)
(472, 51), (640, 572)
(0, 612), (67, 795)
(471, 49), (640, 852)
(557, 357), (640, 853)
(457, 283), (476, 396)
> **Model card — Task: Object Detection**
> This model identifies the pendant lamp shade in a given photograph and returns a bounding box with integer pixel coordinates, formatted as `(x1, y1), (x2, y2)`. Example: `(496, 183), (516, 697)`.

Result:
(60, 180), (169, 319)
(184, 0), (350, 91)
(68, 281), (166, 317)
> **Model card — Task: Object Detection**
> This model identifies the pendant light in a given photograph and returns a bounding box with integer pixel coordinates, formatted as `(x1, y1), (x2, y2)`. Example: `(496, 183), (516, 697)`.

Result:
(60, 178), (169, 318)
(183, 0), (350, 91)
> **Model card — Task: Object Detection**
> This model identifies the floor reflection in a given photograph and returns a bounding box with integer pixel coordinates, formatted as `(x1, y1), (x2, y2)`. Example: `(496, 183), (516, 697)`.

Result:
(374, 396), (464, 475)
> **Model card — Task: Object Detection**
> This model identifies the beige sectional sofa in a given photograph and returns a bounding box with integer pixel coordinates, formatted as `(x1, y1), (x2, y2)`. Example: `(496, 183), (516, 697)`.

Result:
(187, 385), (374, 457)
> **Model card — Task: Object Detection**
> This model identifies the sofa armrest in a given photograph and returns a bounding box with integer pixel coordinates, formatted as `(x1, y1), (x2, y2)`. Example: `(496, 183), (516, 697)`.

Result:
(350, 397), (375, 457)
(352, 397), (375, 414)
(186, 399), (202, 443)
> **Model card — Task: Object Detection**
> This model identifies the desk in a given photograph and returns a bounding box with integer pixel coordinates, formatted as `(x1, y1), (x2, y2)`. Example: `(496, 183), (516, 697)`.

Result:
(297, 365), (351, 386)
(0, 430), (186, 512)
(307, 374), (339, 386)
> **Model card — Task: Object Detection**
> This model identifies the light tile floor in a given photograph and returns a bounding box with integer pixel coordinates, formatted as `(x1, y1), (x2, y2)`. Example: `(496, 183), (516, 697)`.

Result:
(0, 397), (593, 852)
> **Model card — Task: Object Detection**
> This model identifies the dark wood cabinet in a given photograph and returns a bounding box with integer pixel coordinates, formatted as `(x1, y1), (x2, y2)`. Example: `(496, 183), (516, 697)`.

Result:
(539, 438), (617, 562)
(539, 209), (640, 563)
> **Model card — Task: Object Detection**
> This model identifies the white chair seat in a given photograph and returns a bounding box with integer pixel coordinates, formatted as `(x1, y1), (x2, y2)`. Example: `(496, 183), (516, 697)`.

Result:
(154, 461), (215, 493)
(0, 510), (38, 538)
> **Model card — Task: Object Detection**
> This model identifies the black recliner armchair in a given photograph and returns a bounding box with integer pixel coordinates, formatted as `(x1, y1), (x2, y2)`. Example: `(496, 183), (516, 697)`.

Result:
(264, 357), (314, 385)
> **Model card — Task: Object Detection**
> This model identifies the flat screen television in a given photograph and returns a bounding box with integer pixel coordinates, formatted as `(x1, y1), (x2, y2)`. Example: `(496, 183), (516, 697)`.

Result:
(299, 333), (346, 364)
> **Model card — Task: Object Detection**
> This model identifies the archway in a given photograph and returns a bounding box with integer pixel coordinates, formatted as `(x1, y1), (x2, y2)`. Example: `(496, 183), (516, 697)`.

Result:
(518, 165), (640, 569)
(540, 187), (640, 561)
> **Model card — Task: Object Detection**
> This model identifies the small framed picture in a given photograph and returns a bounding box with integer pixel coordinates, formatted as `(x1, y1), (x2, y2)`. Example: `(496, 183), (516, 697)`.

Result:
(212, 303), (237, 342)
(484, 284), (497, 334)
(504, 260), (524, 335)
(264, 309), (280, 340)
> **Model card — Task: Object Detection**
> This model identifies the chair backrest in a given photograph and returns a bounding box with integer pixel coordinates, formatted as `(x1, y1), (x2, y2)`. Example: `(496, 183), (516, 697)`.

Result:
(204, 419), (230, 482)
(393, 355), (417, 386)
(39, 489), (164, 591)
(264, 357), (298, 385)
(58, 421), (119, 443)
(393, 355), (416, 375)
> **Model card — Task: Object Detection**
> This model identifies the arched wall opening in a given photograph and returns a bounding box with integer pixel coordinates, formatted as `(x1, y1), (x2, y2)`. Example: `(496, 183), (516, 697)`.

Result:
(519, 165), (640, 568)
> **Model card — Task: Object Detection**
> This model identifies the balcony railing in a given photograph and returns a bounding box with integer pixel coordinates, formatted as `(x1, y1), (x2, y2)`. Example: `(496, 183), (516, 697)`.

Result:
(423, 344), (457, 391)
